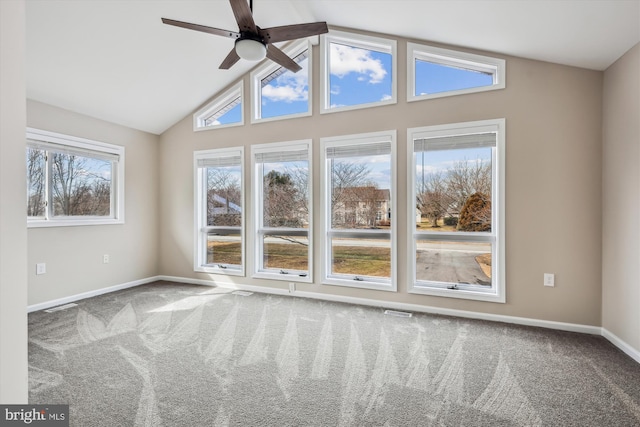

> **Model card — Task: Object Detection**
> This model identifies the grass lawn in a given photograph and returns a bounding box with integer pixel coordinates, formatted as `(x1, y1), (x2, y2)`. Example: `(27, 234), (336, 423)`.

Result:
(416, 217), (458, 232)
(209, 241), (390, 277)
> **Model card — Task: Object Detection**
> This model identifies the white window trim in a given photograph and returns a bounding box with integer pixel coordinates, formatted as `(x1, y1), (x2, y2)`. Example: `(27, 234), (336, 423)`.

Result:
(250, 40), (312, 124)
(26, 128), (125, 228)
(407, 118), (505, 303)
(194, 147), (245, 276)
(320, 130), (397, 292)
(193, 81), (244, 131)
(320, 30), (397, 114)
(251, 140), (313, 282)
(407, 42), (506, 102)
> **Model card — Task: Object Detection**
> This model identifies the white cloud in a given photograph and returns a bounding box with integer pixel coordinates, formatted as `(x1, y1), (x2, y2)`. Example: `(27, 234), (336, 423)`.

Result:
(330, 43), (387, 84)
(380, 94), (392, 101)
(261, 63), (309, 103)
(330, 85), (340, 95)
(262, 84), (307, 103)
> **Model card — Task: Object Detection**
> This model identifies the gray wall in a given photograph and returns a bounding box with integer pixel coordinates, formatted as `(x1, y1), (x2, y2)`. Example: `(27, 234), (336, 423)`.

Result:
(159, 30), (604, 327)
(0, 0), (28, 403)
(602, 42), (640, 352)
(27, 101), (160, 305)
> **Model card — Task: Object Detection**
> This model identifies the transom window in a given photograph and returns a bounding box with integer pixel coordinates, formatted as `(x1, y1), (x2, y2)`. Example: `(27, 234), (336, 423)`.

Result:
(408, 119), (505, 302)
(194, 147), (244, 275)
(26, 128), (124, 227)
(321, 130), (396, 291)
(320, 30), (396, 113)
(407, 43), (505, 102)
(193, 82), (243, 131)
(251, 41), (311, 123)
(252, 140), (312, 281)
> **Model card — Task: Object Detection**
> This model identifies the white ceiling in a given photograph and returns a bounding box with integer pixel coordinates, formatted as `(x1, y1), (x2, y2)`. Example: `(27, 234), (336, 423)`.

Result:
(26, 0), (640, 135)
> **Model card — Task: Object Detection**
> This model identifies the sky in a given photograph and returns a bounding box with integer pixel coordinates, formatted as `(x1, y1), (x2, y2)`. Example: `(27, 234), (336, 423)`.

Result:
(215, 41), (492, 126)
(212, 41), (495, 189)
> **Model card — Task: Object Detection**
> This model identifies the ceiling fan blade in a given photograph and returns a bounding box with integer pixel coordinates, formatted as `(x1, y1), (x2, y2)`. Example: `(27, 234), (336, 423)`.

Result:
(260, 22), (328, 44)
(266, 45), (302, 73)
(161, 18), (240, 39)
(229, 0), (257, 33)
(219, 48), (241, 69)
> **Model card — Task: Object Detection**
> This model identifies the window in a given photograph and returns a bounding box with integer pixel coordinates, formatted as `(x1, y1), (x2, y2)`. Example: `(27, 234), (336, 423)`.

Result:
(26, 128), (124, 227)
(321, 130), (396, 291)
(408, 119), (505, 302)
(407, 43), (505, 102)
(252, 140), (311, 281)
(194, 147), (244, 275)
(193, 82), (243, 131)
(320, 30), (396, 113)
(251, 41), (311, 123)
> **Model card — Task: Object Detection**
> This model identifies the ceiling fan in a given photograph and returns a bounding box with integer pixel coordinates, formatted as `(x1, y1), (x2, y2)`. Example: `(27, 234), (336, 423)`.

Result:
(162, 0), (328, 73)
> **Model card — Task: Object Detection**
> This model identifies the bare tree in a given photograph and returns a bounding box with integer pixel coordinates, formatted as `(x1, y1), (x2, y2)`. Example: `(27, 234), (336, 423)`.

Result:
(416, 171), (452, 227)
(50, 153), (111, 216)
(284, 164), (309, 217)
(207, 168), (241, 226)
(26, 148), (46, 217)
(330, 161), (371, 227)
(355, 182), (383, 228)
(446, 159), (491, 214)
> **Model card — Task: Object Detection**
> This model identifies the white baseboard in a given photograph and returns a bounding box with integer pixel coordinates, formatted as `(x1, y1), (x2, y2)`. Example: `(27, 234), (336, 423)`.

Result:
(157, 275), (601, 335)
(29, 274), (639, 364)
(601, 328), (640, 363)
(27, 276), (162, 313)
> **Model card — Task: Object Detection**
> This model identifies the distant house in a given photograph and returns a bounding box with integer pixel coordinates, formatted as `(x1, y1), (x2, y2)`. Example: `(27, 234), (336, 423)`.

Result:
(210, 193), (241, 214)
(208, 192), (242, 226)
(333, 186), (390, 228)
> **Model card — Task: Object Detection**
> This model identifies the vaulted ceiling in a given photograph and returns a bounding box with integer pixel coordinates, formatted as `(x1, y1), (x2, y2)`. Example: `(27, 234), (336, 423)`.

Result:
(26, 0), (640, 135)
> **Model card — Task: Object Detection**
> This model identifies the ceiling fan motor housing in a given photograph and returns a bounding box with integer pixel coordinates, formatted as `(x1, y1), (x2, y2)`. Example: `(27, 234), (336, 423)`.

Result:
(235, 32), (267, 61)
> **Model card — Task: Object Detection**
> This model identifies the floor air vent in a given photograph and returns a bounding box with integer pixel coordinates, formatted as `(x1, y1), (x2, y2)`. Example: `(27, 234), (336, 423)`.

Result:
(384, 309), (412, 318)
(44, 303), (78, 313)
(232, 290), (253, 296)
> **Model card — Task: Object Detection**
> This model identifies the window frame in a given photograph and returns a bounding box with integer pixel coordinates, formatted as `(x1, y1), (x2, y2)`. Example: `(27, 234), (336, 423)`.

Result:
(407, 42), (506, 102)
(320, 130), (397, 292)
(194, 146), (245, 276)
(193, 81), (244, 131)
(26, 128), (125, 228)
(320, 30), (397, 114)
(250, 40), (312, 124)
(407, 119), (505, 303)
(251, 140), (312, 282)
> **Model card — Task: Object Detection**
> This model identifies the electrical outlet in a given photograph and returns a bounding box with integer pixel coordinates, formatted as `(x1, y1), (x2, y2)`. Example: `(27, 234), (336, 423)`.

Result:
(544, 273), (555, 287)
(289, 282), (295, 293)
(36, 263), (46, 275)
(103, 254), (110, 264)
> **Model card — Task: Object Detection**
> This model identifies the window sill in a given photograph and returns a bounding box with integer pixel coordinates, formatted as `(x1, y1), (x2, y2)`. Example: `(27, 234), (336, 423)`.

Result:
(409, 283), (505, 303)
(323, 277), (396, 292)
(195, 266), (244, 276)
(28, 218), (124, 228)
(253, 271), (312, 283)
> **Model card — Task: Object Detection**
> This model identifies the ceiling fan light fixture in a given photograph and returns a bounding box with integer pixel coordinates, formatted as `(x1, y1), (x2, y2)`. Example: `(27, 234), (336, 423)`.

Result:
(235, 38), (267, 61)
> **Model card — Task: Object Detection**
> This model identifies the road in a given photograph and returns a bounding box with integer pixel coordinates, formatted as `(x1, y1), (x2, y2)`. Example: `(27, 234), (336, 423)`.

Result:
(415, 249), (490, 286)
